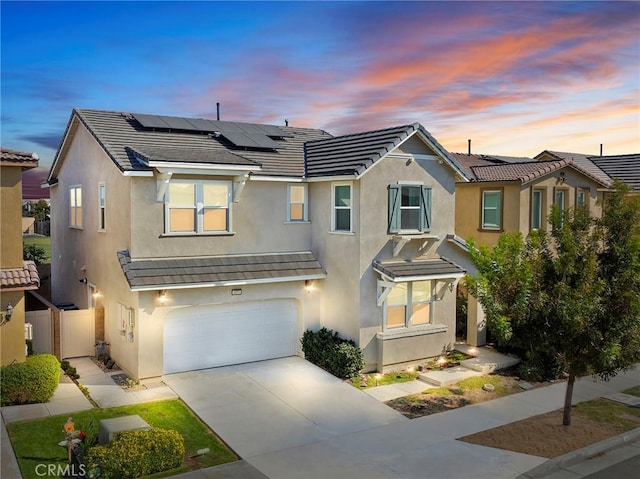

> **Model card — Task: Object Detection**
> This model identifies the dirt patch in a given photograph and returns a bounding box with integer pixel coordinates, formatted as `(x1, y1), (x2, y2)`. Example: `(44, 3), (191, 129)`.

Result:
(459, 407), (636, 458)
(386, 375), (529, 419)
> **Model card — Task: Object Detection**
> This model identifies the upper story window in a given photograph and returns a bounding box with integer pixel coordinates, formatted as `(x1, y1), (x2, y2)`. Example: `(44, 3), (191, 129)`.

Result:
(69, 185), (83, 228)
(481, 189), (502, 230)
(385, 280), (433, 329)
(165, 180), (231, 234)
(388, 184), (431, 234)
(531, 188), (543, 230)
(332, 182), (352, 232)
(98, 183), (106, 231)
(287, 184), (308, 222)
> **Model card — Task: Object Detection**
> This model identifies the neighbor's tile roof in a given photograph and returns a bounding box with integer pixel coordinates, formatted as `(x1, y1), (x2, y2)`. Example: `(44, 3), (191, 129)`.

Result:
(449, 153), (505, 179)
(590, 154), (640, 191)
(50, 109), (332, 179)
(305, 123), (468, 179)
(1, 147), (39, 168)
(0, 261), (40, 290)
(373, 258), (465, 281)
(469, 159), (572, 184)
(117, 250), (326, 290)
(535, 150), (612, 186)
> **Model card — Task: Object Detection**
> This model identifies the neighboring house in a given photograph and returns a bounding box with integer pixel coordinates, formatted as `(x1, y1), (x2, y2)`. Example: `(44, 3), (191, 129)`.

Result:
(449, 152), (610, 346)
(589, 153), (640, 193)
(0, 147), (41, 365)
(47, 109), (470, 378)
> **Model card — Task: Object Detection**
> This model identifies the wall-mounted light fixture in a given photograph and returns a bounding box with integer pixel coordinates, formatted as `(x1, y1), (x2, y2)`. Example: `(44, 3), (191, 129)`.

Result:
(92, 290), (101, 299)
(557, 171), (566, 184)
(448, 281), (455, 293)
(1, 302), (13, 326)
(158, 290), (168, 304)
(79, 278), (88, 284)
(304, 279), (314, 293)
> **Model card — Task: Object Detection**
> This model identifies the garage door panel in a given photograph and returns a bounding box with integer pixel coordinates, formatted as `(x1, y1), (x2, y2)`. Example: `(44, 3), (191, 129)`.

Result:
(164, 299), (299, 374)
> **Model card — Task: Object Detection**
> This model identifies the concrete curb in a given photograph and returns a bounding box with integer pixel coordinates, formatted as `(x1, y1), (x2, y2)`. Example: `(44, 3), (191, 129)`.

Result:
(516, 426), (640, 479)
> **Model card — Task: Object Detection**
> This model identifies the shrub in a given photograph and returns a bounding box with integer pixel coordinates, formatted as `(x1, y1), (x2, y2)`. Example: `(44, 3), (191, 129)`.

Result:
(301, 327), (364, 379)
(85, 428), (184, 479)
(0, 354), (60, 406)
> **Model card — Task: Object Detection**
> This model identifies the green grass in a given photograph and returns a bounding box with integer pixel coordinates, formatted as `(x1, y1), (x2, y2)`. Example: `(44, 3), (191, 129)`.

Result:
(6, 399), (237, 479)
(423, 387), (456, 396)
(575, 397), (640, 430)
(351, 371), (418, 389)
(23, 235), (51, 263)
(624, 386), (640, 398)
(456, 375), (505, 393)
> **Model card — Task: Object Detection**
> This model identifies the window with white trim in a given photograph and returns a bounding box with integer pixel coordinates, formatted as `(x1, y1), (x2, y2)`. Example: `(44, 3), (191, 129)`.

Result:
(69, 185), (83, 228)
(332, 182), (352, 232)
(576, 188), (589, 208)
(388, 184), (431, 233)
(481, 189), (502, 230)
(98, 183), (106, 231)
(385, 281), (434, 329)
(165, 180), (231, 234)
(287, 184), (307, 222)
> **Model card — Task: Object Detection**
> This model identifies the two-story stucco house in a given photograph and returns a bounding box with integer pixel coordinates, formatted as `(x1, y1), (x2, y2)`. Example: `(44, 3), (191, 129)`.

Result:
(47, 109), (470, 378)
(449, 152), (611, 346)
(1, 148), (41, 365)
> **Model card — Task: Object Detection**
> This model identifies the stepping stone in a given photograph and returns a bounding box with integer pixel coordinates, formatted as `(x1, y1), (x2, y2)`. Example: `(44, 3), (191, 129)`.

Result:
(518, 381), (535, 391)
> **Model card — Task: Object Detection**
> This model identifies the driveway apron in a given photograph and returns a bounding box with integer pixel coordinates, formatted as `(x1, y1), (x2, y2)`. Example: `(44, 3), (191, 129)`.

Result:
(162, 357), (406, 458)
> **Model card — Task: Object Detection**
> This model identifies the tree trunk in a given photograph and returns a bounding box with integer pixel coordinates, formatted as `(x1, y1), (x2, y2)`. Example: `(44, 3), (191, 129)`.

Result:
(563, 373), (576, 426)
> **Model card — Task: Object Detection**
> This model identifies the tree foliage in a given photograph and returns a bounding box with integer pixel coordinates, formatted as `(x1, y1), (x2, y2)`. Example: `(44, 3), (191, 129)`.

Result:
(466, 182), (640, 425)
(23, 243), (47, 264)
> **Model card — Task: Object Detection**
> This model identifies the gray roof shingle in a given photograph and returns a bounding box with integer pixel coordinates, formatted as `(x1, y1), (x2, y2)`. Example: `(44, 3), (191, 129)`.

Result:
(373, 258), (465, 281)
(470, 159), (572, 183)
(535, 150), (612, 186)
(50, 109), (332, 179)
(305, 123), (468, 179)
(589, 154), (640, 191)
(126, 146), (261, 168)
(117, 250), (326, 290)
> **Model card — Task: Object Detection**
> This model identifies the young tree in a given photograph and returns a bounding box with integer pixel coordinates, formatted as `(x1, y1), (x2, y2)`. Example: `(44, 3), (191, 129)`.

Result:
(466, 183), (640, 426)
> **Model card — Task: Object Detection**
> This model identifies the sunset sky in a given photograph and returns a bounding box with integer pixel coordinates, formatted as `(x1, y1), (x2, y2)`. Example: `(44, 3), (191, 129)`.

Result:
(2, 1), (639, 169)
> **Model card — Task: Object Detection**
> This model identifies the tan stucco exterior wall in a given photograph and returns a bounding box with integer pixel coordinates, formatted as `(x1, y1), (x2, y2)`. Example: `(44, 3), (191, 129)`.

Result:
(1, 167), (24, 269)
(0, 291), (27, 365)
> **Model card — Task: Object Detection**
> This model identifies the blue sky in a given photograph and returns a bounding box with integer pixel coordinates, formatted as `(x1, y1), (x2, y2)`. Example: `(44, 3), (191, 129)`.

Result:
(2, 1), (639, 170)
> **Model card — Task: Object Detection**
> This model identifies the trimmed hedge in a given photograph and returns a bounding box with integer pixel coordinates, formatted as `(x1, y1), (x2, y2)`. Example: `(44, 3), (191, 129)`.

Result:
(85, 428), (184, 479)
(301, 327), (364, 379)
(0, 354), (60, 406)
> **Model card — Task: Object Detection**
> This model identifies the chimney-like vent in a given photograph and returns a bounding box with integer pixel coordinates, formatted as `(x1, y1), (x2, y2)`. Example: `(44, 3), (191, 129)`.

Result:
(600, 143), (603, 156)
(216, 102), (220, 121)
(468, 139), (471, 155)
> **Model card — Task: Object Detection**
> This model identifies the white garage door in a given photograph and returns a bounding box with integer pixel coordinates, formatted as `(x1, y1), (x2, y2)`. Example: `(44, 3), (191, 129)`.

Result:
(164, 299), (299, 374)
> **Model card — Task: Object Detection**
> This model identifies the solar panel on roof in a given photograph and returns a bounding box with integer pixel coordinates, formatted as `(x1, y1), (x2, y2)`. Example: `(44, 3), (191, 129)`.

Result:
(221, 132), (280, 149)
(159, 115), (200, 131)
(133, 113), (171, 129)
(185, 118), (218, 131)
(258, 124), (293, 138)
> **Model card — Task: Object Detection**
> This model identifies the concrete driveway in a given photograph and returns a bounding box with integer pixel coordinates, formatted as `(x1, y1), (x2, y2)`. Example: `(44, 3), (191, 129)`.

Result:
(162, 356), (406, 459)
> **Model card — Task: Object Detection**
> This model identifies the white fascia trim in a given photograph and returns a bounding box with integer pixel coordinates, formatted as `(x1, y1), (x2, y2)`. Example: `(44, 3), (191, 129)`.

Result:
(251, 176), (305, 182)
(147, 161), (261, 172)
(306, 174), (357, 183)
(372, 268), (465, 283)
(123, 170), (154, 177)
(354, 130), (419, 180)
(130, 273), (327, 291)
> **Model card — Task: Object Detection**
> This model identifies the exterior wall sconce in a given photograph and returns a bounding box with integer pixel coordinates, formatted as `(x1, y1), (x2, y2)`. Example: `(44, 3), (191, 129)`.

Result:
(448, 281), (455, 293)
(304, 280), (314, 293)
(557, 171), (566, 184)
(158, 290), (168, 304)
(1, 303), (13, 326)
(79, 278), (88, 284)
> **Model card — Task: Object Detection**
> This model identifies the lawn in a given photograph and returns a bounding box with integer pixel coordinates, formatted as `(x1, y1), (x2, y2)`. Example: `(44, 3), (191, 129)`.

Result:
(23, 235), (51, 263)
(6, 399), (237, 479)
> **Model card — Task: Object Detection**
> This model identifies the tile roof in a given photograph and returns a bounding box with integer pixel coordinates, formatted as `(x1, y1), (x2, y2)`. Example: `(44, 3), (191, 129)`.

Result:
(305, 123), (468, 179)
(535, 150), (612, 186)
(126, 146), (262, 168)
(373, 258), (465, 281)
(1, 147), (39, 168)
(449, 153), (505, 179)
(117, 250), (326, 290)
(590, 154), (640, 191)
(469, 159), (572, 184)
(50, 109), (332, 179)
(0, 261), (40, 290)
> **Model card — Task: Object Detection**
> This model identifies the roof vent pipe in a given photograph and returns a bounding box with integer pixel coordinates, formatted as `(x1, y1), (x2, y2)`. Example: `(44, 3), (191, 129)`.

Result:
(468, 139), (471, 155)
(285, 119), (289, 127)
(600, 143), (603, 156)
(216, 103), (220, 121)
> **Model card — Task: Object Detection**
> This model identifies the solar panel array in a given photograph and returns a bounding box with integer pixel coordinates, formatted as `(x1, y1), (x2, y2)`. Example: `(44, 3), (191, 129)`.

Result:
(132, 113), (291, 150)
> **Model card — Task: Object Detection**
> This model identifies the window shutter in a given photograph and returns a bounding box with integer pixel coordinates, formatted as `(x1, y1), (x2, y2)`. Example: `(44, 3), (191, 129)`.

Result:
(388, 185), (401, 233)
(420, 186), (432, 232)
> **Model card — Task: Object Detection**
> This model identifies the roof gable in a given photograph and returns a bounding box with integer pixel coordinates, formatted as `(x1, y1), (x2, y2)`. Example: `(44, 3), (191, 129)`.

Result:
(535, 150), (611, 186)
